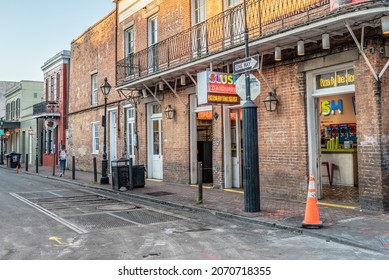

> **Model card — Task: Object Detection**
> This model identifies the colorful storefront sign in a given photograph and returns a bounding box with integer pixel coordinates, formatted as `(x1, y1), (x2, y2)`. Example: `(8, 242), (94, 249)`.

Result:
(197, 71), (240, 105)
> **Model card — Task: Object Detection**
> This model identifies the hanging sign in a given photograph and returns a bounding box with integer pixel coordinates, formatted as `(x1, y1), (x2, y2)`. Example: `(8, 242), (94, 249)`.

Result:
(45, 118), (57, 131)
(197, 71), (240, 105)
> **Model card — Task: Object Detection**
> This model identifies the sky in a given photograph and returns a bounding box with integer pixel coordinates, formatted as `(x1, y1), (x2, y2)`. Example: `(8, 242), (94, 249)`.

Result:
(0, 0), (116, 82)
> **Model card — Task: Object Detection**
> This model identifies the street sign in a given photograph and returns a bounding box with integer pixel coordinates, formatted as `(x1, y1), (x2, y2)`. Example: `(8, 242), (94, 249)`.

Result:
(233, 54), (260, 74)
(235, 74), (261, 101)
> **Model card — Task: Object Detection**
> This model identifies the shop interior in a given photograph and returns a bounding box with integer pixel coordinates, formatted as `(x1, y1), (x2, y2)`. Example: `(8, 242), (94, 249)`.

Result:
(319, 92), (359, 205)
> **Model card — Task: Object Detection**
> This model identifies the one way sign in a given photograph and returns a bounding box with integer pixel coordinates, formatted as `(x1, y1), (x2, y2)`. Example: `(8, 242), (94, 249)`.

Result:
(233, 54), (260, 74)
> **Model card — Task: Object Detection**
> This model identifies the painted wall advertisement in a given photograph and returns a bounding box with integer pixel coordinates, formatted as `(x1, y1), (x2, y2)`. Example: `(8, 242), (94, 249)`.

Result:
(197, 71), (240, 105)
(330, 0), (371, 10)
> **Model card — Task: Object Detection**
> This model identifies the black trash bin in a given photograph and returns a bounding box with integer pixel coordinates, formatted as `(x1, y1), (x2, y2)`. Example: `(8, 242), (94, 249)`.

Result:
(7, 152), (21, 168)
(131, 164), (145, 189)
(111, 157), (130, 191)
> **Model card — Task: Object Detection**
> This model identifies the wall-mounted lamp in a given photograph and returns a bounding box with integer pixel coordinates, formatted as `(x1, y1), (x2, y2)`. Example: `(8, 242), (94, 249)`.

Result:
(382, 16), (389, 35)
(180, 75), (186, 86)
(263, 91), (279, 112)
(322, 33), (330, 50)
(164, 105), (175, 119)
(158, 81), (164, 91)
(275, 46), (282, 61)
(142, 88), (147, 98)
(297, 40), (305, 56)
(213, 112), (219, 120)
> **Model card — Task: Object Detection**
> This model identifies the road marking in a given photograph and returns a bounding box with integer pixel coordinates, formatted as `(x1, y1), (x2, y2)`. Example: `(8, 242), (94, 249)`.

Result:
(10, 192), (87, 234)
(224, 189), (244, 194)
(317, 201), (357, 209)
(49, 236), (63, 245)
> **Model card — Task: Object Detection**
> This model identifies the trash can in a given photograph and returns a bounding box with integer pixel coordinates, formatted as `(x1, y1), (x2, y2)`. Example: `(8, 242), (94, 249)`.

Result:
(111, 157), (130, 191)
(7, 152), (21, 168)
(131, 165), (145, 189)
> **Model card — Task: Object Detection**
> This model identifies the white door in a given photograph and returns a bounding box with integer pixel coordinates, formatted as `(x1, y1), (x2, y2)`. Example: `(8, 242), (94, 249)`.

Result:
(109, 110), (117, 169)
(148, 104), (163, 179)
(126, 107), (136, 163)
(28, 134), (33, 164)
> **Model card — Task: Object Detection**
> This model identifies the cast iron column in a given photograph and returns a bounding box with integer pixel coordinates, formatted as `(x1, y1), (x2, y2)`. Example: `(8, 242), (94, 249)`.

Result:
(242, 0), (260, 212)
(0, 118), (3, 165)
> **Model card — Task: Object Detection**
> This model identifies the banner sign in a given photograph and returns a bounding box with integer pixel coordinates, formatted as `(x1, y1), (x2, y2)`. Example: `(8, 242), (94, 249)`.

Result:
(330, 0), (371, 11)
(0, 129), (4, 135)
(197, 71), (240, 105)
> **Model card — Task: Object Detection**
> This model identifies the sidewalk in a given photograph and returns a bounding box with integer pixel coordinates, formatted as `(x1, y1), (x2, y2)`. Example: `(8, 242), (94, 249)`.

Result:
(3, 164), (389, 256)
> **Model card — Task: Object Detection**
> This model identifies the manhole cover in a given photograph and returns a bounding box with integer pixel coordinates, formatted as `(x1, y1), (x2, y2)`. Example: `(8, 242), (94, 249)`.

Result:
(65, 213), (135, 231)
(146, 191), (173, 197)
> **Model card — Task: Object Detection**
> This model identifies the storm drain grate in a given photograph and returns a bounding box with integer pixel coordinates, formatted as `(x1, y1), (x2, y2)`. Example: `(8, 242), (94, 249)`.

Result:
(65, 213), (135, 232)
(113, 209), (180, 224)
(146, 191), (174, 197)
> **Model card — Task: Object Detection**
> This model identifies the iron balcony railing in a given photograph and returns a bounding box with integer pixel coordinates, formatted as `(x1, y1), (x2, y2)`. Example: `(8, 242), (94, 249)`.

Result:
(33, 101), (60, 116)
(117, 0), (334, 86)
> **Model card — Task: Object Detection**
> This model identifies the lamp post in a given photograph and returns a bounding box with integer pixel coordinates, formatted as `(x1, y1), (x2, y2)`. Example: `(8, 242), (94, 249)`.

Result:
(0, 118), (4, 165)
(100, 77), (111, 184)
(242, 0), (260, 212)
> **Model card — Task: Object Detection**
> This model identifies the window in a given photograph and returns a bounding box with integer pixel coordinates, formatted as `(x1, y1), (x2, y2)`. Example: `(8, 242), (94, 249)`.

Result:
(50, 76), (55, 101)
(92, 122), (99, 154)
(11, 101), (15, 120)
(16, 99), (20, 119)
(45, 78), (49, 101)
(6, 103), (10, 119)
(91, 73), (98, 105)
(56, 73), (61, 101)
(148, 15), (158, 73)
(125, 26), (135, 77)
(192, 0), (207, 57)
(34, 92), (38, 98)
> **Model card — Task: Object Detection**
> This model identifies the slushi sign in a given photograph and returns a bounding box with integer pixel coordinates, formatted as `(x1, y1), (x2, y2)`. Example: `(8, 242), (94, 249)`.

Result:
(197, 71), (240, 105)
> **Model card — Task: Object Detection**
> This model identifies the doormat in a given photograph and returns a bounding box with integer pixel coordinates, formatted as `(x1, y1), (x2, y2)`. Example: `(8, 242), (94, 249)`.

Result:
(379, 237), (389, 250)
(146, 191), (174, 197)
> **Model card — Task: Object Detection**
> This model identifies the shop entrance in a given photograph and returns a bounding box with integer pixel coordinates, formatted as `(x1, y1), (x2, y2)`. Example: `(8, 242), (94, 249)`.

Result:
(317, 92), (359, 205)
(230, 109), (242, 188)
(197, 111), (213, 184)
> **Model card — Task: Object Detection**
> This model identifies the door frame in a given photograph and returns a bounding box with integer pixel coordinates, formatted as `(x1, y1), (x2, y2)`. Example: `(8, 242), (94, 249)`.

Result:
(108, 109), (117, 171)
(147, 103), (163, 179)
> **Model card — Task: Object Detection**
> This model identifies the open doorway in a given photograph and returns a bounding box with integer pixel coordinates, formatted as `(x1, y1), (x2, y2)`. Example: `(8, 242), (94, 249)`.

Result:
(197, 111), (213, 184)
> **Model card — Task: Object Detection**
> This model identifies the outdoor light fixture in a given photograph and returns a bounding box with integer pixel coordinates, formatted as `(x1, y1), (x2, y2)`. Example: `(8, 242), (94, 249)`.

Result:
(180, 75), (186, 85)
(322, 33), (330, 50)
(100, 77), (111, 185)
(382, 16), (389, 35)
(164, 105), (175, 119)
(142, 88), (147, 98)
(275, 46), (282, 61)
(297, 40), (305, 56)
(159, 81), (164, 91)
(263, 91), (279, 112)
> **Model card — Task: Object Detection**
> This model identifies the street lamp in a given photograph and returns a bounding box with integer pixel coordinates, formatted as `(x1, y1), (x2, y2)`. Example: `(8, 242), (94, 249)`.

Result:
(100, 77), (111, 184)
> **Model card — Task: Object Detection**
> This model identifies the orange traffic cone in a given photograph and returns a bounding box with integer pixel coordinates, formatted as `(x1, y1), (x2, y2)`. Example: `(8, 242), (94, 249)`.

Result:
(302, 174), (322, 228)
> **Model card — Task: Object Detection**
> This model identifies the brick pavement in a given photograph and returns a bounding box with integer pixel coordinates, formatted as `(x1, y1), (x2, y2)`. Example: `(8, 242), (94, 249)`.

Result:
(3, 163), (389, 256)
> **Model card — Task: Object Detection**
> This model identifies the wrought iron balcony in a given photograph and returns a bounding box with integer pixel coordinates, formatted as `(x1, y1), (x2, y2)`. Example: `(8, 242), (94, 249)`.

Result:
(117, 0), (332, 87)
(33, 101), (61, 118)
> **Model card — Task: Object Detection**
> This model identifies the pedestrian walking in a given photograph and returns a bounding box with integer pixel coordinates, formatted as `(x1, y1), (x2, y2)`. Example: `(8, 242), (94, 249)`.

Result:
(59, 145), (67, 177)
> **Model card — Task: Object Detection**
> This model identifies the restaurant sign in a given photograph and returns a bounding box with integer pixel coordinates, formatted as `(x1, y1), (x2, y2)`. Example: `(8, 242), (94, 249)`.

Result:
(330, 0), (370, 11)
(197, 71), (240, 105)
(316, 68), (354, 90)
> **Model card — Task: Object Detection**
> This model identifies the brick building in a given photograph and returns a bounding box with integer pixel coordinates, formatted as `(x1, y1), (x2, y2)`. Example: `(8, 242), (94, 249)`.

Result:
(33, 50), (70, 168)
(67, 0), (389, 212)
(112, 0), (389, 212)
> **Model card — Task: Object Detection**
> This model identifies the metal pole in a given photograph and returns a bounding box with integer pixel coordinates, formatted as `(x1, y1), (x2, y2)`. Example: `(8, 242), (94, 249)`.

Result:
(35, 119), (39, 173)
(0, 135), (3, 165)
(242, 0), (260, 212)
(197, 161), (203, 204)
(100, 95), (109, 184)
(93, 157), (97, 183)
(72, 156), (75, 180)
(25, 154), (28, 171)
